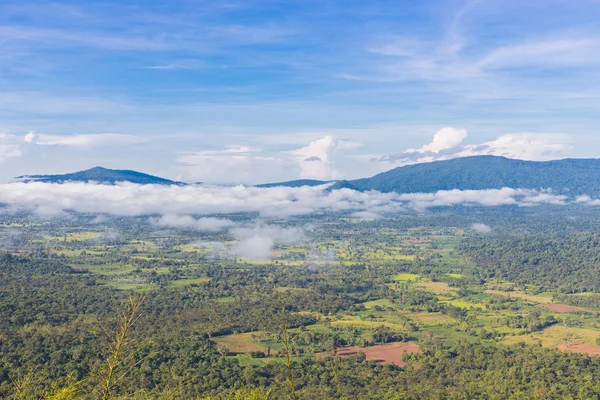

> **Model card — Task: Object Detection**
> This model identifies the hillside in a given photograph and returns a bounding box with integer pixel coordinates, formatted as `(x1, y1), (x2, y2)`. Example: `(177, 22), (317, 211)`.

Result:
(14, 156), (600, 195)
(16, 166), (178, 185)
(260, 156), (600, 195)
(349, 156), (600, 195)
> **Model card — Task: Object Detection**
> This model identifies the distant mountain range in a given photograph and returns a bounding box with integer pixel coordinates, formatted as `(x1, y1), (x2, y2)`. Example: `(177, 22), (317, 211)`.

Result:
(349, 156), (600, 195)
(263, 156), (600, 195)
(16, 166), (179, 185)
(15, 156), (600, 195)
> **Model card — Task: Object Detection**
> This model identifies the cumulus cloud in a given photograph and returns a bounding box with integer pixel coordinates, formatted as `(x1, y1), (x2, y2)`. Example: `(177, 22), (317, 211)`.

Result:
(24, 132), (147, 147)
(413, 127), (467, 153)
(471, 223), (491, 233)
(230, 225), (305, 260)
(374, 127), (571, 165)
(0, 145), (21, 163)
(0, 133), (21, 163)
(288, 136), (360, 180)
(574, 195), (600, 206)
(177, 136), (361, 183)
(290, 136), (340, 180)
(151, 214), (235, 231)
(0, 181), (571, 219)
(23, 132), (38, 143)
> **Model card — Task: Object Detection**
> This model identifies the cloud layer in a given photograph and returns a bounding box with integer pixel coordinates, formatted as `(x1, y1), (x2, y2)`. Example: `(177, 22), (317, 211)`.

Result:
(24, 132), (147, 147)
(0, 134), (22, 163)
(0, 181), (571, 218)
(471, 223), (491, 233)
(230, 225), (305, 260)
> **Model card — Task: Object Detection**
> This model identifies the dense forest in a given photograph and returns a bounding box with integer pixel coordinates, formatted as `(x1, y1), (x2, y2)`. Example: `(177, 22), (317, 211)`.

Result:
(2, 245), (600, 399)
(460, 233), (600, 293)
(1, 207), (600, 399)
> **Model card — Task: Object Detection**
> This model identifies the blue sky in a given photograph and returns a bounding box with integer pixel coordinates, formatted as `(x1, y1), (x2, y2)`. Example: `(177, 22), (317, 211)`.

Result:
(1, 0), (600, 183)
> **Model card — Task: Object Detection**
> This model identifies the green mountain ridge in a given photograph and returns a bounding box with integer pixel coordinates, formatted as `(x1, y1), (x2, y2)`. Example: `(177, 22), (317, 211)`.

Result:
(14, 156), (600, 195)
(16, 166), (179, 185)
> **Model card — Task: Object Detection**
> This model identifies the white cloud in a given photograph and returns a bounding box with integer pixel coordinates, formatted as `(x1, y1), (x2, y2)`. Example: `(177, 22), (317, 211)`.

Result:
(144, 59), (205, 70)
(0, 181), (571, 219)
(350, 34), (600, 84)
(471, 223), (491, 233)
(25, 132), (147, 147)
(576, 195), (592, 203)
(24, 132), (38, 143)
(574, 195), (600, 206)
(0, 26), (170, 51)
(151, 214), (235, 231)
(0, 133), (22, 163)
(289, 136), (349, 180)
(411, 127), (467, 153)
(374, 127), (571, 165)
(177, 145), (284, 183)
(230, 225), (305, 260)
(177, 136), (361, 183)
(0, 145), (21, 163)
(398, 188), (567, 210)
(478, 38), (600, 70)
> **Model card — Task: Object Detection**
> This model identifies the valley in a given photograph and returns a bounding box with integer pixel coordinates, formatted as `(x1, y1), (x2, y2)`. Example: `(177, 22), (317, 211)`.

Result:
(2, 208), (600, 398)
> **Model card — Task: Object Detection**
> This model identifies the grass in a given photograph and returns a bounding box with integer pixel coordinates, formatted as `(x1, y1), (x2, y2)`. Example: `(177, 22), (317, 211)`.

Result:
(421, 326), (480, 346)
(502, 324), (600, 348)
(212, 296), (236, 303)
(442, 299), (485, 309)
(446, 273), (463, 279)
(362, 299), (393, 309)
(46, 232), (102, 241)
(416, 281), (458, 295)
(484, 289), (552, 304)
(114, 282), (150, 291)
(331, 318), (407, 331)
(409, 312), (456, 326)
(80, 263), (137, 276)
(213, 333), (266, 353)
(168, 277), (211, 288)
(393, 273), (421, 282)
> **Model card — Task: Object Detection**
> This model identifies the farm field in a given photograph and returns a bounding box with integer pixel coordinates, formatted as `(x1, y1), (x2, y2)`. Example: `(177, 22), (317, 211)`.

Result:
(2, 210), (600, 398)
(320, 342), (421, 366)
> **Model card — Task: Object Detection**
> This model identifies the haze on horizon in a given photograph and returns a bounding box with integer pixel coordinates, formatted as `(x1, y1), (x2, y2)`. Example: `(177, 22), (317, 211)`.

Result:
(1, 0), (599, 184)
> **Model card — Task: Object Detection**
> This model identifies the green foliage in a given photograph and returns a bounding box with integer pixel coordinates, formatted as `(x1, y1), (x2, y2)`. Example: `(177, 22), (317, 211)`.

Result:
(2, 209), (600, 399)
(460, 232), (600, 292)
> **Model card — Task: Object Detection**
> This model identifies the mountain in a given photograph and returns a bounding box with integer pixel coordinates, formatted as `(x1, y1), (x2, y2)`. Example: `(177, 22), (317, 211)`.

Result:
(262, 156), (600, 196)
(16, 167), (178, 185)
(256, 179), (330, 188)
(15, 156), (600, 195)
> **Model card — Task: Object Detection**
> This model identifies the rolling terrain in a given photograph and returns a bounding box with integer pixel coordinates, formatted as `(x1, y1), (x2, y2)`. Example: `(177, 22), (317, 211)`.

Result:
(17, 156), (600, 196)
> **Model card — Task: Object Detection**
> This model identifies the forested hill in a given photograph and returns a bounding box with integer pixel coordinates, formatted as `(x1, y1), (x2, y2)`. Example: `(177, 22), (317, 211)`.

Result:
(14, 156), (600, 194)
(262, 156), (600, 195)
(349, 156), (600, 195)
(16, 166), (179, 185)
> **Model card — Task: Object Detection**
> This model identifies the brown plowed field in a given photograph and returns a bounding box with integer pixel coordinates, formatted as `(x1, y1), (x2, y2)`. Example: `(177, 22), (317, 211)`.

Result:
(556, 343), (600, 356)
(324, 342), (421, 366)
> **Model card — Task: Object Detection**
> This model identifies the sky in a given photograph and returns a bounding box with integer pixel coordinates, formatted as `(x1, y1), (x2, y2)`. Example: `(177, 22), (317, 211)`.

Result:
(1, 0), (600, 184)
